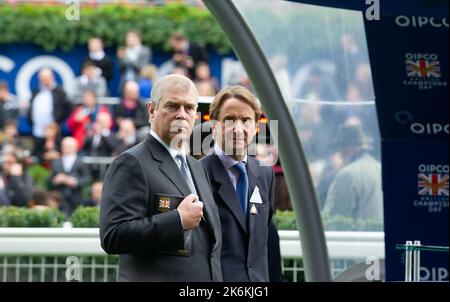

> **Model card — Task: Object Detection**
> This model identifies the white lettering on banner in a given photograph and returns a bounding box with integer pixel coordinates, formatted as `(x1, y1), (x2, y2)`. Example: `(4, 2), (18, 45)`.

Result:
(15, 55), (76, 100)
(420, 267), (448, 281)
(0, 55), (15, 73)
(418, 164), (449, 173)
(405, 53), (438, 61)
(410, 123), (449, 135)
(396, 16), (449, 28)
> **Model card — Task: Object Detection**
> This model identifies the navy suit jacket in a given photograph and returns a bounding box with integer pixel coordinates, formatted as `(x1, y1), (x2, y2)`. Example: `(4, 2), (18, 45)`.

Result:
(100, 135), (222, 281)
(201, 153), (275, 282)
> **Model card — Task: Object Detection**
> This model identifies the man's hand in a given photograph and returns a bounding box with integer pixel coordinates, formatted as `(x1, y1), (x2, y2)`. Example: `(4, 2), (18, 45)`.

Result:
(52, 173), (67, 185)
(177, 194), (203, 230)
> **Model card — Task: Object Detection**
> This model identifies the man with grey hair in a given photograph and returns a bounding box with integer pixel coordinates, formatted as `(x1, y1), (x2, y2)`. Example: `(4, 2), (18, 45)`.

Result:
(100, 74), (222, 282)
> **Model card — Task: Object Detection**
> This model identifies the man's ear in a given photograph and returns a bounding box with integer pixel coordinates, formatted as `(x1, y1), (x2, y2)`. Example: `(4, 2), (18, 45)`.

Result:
(148, 102), (155, 122)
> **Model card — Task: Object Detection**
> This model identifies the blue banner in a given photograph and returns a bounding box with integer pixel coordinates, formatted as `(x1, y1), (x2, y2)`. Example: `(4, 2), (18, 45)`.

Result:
(365, 9), (448, 281)
(382, 140), (448, 281)
(365, 15), (448, 141)
(0, 43), (236, 134)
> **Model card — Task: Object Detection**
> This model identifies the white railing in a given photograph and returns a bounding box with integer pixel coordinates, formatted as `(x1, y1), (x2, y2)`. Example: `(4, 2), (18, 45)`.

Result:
(0, 228), (385, 281)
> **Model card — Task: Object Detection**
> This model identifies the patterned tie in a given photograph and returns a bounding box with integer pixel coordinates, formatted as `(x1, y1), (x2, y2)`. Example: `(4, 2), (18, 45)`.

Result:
(234, 162), (249, 219)
(175, 154), (198, 195)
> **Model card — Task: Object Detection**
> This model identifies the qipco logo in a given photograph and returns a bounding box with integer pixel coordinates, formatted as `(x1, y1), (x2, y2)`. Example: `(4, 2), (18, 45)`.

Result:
(396, 15), (449, 28)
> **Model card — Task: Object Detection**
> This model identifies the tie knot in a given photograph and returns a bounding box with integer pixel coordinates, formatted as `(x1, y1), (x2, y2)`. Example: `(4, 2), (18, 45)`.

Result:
(234, 162), (247, 175)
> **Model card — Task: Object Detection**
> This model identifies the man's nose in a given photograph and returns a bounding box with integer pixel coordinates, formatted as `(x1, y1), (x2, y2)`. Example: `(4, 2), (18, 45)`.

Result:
(233, 121), (245, 134)
(175, 106), (189, 119)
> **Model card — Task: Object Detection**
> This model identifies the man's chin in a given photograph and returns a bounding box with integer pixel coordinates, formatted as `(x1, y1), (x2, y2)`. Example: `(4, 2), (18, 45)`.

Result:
(168, 133), (190, 146)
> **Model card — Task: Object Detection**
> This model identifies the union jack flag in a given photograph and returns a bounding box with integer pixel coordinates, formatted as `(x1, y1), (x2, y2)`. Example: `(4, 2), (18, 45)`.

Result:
(406, 60), (441, 78)
(159, 198), (171, 209)
(418, 173), (449, 196)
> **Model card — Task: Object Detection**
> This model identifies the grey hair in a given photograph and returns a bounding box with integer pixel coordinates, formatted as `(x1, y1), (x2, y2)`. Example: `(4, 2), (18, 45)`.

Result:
(150, 74), (198, 107)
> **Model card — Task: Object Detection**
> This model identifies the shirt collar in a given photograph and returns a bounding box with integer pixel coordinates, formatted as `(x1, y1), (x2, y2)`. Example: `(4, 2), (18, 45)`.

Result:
(214, 143), (247, 170)
(150, 129), (185, 161)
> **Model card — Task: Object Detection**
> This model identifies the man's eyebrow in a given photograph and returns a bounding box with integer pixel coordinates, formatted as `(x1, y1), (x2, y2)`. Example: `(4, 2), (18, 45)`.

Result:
(164, 100), (179, 105)
(221, 113), (238, 119)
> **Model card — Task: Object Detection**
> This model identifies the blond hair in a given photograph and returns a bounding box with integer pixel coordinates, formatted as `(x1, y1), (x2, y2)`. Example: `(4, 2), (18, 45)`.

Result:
(209, 86), (262, 121)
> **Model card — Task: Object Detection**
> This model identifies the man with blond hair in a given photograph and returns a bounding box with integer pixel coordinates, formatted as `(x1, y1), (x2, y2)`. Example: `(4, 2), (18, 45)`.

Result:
(201, 86), (277, 282)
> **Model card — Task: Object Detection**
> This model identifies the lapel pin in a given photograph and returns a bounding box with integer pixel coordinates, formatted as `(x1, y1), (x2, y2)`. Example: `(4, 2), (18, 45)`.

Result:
(250, 204), (258, 215)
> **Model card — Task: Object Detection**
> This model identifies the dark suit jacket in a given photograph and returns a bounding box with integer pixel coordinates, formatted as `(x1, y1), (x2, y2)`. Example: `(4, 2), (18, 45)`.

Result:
(49, 156), (91, 215)
(83, 133), (117, 157)
(172, 42), (208, 79)
(201, 153), (275, 282)
(100, 135), (222, 282)
(27, 87), (72, 127)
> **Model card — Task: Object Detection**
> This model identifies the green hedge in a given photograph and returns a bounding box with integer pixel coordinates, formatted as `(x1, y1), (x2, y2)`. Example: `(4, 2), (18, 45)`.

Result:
(0, 206), (383, 231)
(0, 207), (64, 227)
(0, 3), (231, 53)
(0, 206), (99, 227)
(70, 206), (99, 228)
(273, 210), (383, 232)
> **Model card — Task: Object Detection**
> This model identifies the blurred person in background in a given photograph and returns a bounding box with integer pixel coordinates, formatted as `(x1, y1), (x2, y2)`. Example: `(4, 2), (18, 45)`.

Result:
(224, 61), (253, 92)
(27, 68), (72, 157)
(82, 37), (113, 85)
(83, 112), (117, 181)
(0, 81), (19, 129)
(73, 61), (108, 99)
(84, 180), (103, 208)
(194, 62), (219, 93)
(0, 121), (26, 155)
(0, 150), (34, 207)
(115, 118), (139, 155)
(48, 190), (64, 210)
(38, 123), (61, 169)
(322, 123), (383, 221)
(49, 136), (90, 215)
(84, 111), (117, 157)
(117, 30), (152, 92)
(115, 81), (148, 130)
(28, 189), (50, 210)
(169, 31), (208, 80)
(195, 81), (216, 97)
(67, 90), (112, 149)
(138, 64), (158, 100)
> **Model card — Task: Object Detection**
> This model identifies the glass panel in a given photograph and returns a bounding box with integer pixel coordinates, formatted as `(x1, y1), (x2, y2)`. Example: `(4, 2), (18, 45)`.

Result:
(232, 0), (383, 263)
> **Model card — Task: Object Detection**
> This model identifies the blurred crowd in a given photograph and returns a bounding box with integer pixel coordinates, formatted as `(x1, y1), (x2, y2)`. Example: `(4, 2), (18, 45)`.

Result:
(0, 29), (382, 223)
(0, 29), (229, 217)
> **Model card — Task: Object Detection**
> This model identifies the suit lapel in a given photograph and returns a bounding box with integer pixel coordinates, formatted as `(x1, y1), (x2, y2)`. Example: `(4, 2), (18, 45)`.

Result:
(210, 155), (247, 233)
(145, 135), (191, 197)
(247, 158), (258, 236)
(187, 157), (220, 241)
(69, 157), (80, 174)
